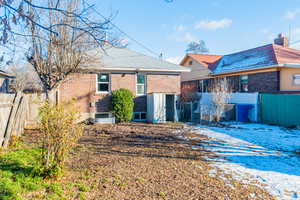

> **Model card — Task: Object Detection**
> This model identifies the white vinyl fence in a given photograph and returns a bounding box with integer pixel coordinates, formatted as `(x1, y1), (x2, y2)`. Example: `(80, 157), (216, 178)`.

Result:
(198, 92), (259, 122)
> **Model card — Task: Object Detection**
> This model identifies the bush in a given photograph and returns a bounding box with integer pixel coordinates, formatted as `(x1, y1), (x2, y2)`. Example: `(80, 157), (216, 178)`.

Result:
(38, 100), (84, 178)
(111, 89), (134, 123)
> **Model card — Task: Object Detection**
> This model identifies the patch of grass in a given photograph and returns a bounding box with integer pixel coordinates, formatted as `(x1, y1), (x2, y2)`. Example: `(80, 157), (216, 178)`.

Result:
(135, 177), (145, 183)
(76, 183), (90, 192)
(158, 191), (166, 197)
(0, 148), (44, 200)
(101, 177), (111, 184)
(0, 148), (69, 200)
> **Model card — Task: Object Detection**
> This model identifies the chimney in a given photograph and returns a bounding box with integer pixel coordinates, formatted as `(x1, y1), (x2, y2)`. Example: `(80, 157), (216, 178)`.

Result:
(274, 33), (289, 47)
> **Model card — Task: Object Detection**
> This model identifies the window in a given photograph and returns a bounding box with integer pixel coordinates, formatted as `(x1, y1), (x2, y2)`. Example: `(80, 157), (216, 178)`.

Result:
(240, 75), (248, 92)
(189, 60), (193, 65)
(293, 74), (300, 85)
(95, 113), (110, 119)
(133, 112), (147, 121)
(136, 74), (146, 95)
(97, 73), (110, 93)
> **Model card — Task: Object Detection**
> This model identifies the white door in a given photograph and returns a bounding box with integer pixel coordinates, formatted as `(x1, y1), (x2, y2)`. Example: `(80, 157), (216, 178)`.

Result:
(153, 93), (166, 123)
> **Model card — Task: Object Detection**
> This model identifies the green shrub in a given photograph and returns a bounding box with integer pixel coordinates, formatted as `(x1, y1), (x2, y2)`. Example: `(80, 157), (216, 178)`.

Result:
(111, 89), (134, 123)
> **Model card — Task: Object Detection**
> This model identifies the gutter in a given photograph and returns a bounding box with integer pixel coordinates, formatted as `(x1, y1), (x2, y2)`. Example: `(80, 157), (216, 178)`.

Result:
(84, 67), (190, 73)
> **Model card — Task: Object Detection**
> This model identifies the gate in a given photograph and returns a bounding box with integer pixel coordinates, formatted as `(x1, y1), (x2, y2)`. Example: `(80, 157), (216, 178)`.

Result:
(260, 94), (300, 127)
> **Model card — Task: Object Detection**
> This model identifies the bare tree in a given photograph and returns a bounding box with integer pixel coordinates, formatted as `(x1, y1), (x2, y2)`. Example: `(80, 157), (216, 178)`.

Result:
(212, 78), (231, 122)
(23, 0), (115, 98)
(0, 0), (115, 65)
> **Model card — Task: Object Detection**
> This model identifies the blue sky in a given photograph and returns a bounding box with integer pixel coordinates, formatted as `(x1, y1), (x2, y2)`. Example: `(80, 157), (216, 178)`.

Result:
(92, 0), (300, 63)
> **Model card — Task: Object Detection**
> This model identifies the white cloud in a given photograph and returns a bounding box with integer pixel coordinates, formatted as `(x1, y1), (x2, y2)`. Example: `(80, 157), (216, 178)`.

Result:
(171, 32), (198, 43)
(182, 32), (198, 43)
(284, 9), (300, 20)
(174, 25), (186, 32)
(166, 56), (182, 64)
(195, 18), (232, 30)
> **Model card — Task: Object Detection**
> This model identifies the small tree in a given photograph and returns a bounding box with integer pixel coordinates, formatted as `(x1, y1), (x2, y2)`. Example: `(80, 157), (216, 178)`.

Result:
(186, 40), (209, 54)
(38, 100), (84, 177)
(111, 89), (134, 123)
(212, 78), (231, 122)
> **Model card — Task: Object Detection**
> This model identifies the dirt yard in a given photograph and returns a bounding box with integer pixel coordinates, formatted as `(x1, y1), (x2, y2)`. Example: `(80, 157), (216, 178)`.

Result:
(24, 123), (274, 200)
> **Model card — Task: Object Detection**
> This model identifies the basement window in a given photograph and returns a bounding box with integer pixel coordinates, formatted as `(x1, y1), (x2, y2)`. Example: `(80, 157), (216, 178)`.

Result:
(97, 73), (110, 93)
(133, 112), (147, 122)
(136, 74), (146, 96)
(293, 74), (300, 85)
(95, 113), (110, 119)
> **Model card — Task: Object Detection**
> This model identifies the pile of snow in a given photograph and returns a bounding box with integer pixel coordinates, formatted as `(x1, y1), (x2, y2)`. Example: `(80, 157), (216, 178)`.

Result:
(192, 123), (300, 199)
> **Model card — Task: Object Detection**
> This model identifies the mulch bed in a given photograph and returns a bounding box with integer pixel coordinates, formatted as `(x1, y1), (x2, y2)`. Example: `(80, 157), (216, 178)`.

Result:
(24, 123), (274, 200)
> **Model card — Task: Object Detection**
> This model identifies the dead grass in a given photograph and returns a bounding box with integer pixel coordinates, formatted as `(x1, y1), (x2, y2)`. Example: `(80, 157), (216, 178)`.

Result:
(23, 123), (274, 200)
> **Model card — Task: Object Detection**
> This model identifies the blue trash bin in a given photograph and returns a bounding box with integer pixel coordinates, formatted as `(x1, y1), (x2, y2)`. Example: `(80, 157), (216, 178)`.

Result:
(237, 104), (253, 122)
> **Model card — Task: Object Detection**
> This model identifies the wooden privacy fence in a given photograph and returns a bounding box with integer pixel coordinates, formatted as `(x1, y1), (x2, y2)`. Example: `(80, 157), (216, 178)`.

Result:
(260, 94), (300, 127)
(0, 93), (28, 148)
(0, 93), (44, 148)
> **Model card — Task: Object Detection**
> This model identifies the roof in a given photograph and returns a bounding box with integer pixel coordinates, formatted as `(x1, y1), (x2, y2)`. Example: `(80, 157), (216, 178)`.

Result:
(180, 54), (222, 68)
(85, 46), (190, 73)
(212, 44), (300, 75)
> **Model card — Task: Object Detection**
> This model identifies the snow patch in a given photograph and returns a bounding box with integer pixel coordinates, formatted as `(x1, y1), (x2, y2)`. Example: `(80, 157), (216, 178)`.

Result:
(193, 123), (300, 200)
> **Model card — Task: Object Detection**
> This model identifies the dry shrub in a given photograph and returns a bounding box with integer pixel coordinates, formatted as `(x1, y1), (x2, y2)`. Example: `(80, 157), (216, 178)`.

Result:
(38, 100), (84, 177)
(212, 78), (231, 122)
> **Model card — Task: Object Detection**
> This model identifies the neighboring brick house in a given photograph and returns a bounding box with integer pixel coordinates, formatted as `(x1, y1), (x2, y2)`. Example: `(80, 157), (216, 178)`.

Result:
(181, 34), (300, 95)
(57, 46), (189, 123)
(180, 54), (222, 99)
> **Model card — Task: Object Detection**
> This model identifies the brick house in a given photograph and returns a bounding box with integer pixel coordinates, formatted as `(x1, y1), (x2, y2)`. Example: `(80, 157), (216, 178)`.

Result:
(181, 34), (300, 95)
(57, 46), (189, 123)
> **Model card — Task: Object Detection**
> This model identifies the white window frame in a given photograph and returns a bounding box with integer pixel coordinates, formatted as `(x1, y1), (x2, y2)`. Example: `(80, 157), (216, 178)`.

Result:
(95, 112), (112, 119)
(240, 75), (249, 92)
(96, 73), (110, 94)
(293, 74), (300, 85)
(136, 73), (146, 96)
(133, 112), (147, 122)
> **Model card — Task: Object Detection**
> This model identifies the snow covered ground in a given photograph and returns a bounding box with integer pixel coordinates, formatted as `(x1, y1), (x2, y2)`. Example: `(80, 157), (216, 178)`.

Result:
(191, 123), (300, 200)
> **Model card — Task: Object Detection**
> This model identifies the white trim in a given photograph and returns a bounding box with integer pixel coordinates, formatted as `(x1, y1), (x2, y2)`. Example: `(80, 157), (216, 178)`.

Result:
(283, 64), (300, 68)
(87, 67), (190, 73)
(293, 74), (300, 85)
(95, 112), (112, 118)
(136, 73), (147, 96)
(96, 73), (111, 94)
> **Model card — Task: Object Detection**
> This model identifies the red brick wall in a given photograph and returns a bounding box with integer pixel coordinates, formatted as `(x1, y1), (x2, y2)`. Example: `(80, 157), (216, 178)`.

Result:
(58, 72), (181, 117)
(111, 73), (136, 95)
(59, 73), (96, 114)
(147, 74), (180, 94)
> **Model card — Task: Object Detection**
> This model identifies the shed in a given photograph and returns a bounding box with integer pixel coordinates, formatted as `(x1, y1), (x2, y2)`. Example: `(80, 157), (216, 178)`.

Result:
(147, 93), (178, 123)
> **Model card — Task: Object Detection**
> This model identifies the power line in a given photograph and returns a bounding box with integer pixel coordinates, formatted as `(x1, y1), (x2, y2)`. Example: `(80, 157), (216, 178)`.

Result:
(87, 3), (161, 57)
